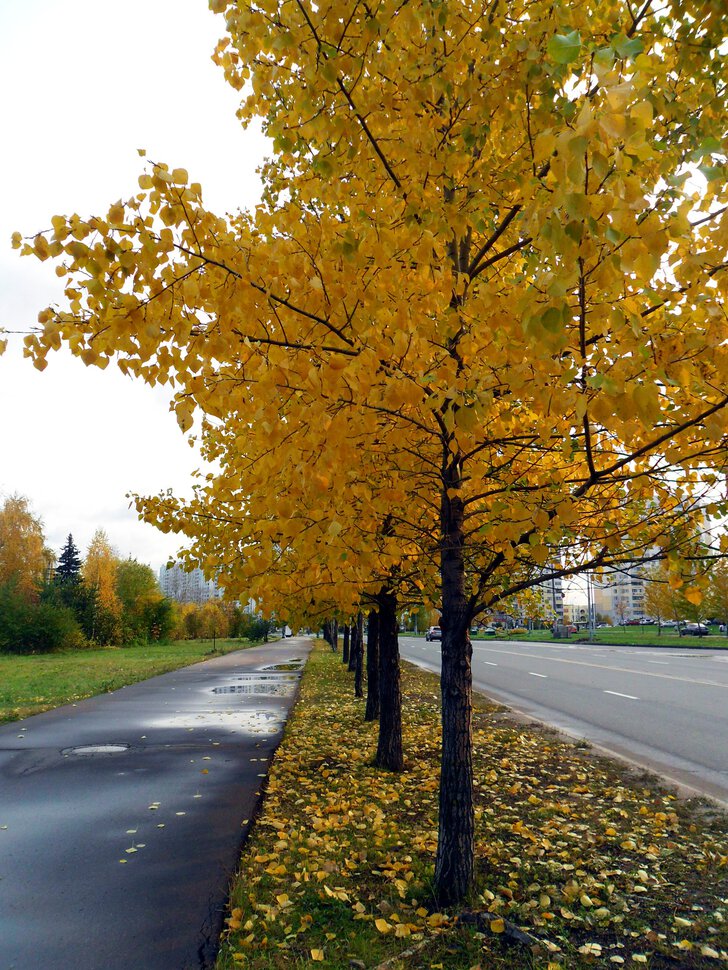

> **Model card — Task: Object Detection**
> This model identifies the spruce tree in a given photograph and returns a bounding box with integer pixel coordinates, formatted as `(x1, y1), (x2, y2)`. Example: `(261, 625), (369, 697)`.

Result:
(55, 534), (82, 584)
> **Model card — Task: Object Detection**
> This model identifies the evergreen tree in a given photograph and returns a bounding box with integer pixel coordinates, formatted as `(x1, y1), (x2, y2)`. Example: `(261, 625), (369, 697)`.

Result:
(55, 534), (82, 584)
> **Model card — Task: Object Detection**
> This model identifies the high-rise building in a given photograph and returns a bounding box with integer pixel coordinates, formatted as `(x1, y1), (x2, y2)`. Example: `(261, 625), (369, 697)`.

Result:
(158, 562), (221, 604)
(537, 574), (565, 623)
(591, 566), (647, 623)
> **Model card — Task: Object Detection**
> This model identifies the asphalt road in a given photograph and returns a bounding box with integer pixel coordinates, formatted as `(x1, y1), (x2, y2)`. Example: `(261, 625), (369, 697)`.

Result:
(399, 636), (728, 807)
(0, 639), (310, 970)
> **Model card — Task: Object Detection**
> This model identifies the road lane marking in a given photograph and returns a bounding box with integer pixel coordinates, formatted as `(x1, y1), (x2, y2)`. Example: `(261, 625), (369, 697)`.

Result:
(471, 646), (728, 689)
(484, 661), (498, 666)
(604, 690), (639, 700)
(648, 661), (669, 665)
(529, 672), (547, 678)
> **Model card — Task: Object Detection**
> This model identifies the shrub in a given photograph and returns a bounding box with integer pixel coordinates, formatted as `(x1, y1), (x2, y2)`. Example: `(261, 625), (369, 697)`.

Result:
(0, 581), (84, 653)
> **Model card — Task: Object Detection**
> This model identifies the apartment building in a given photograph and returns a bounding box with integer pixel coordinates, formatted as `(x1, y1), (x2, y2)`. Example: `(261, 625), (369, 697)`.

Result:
(158, 562), (222, 604)
(591, 567), (647, 623)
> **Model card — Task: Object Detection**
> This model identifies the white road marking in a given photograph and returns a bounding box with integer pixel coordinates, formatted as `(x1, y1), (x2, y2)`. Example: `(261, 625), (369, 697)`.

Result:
(604, 690), (639, 700)
(648, 661), (669, 665)
(529, 672), (547, 678)
(484, 661), (498, 666)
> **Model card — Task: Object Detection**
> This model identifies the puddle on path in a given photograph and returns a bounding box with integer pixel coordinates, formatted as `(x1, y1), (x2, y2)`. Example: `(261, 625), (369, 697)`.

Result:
(147, 710), (285, 735)
(62, 743), (130, 756)
(210, 672), (299, 697)
(212, 682), (296, 696)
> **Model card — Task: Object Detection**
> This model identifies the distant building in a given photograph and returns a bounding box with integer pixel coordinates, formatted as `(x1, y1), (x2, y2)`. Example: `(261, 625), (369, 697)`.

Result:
(562, 600), (588, 626)
(500, 574), (564, 626)
(536, 575), (565, 623)
(591, 566), (647, 623)
(158, 562), (222, 604)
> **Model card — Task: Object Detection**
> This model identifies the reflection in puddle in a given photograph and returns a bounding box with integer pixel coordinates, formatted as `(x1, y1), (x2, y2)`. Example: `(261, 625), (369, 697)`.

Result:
(260, 661), (304, 671)
(148, 710), (284, 734)
(235, 673), (299, 682)
(212, 682), (296, 696)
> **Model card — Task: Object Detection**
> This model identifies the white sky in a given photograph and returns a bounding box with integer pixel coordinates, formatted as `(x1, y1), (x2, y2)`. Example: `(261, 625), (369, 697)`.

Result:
(0, 0), (268, 570)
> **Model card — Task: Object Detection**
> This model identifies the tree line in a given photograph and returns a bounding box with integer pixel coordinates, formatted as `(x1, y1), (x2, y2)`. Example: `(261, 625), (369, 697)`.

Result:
(0, 493), (274, 653)
(0, 494), (173, 651)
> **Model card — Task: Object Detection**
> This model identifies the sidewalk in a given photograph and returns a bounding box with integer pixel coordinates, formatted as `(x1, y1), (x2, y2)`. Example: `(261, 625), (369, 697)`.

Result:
(0, 639), (310, 970)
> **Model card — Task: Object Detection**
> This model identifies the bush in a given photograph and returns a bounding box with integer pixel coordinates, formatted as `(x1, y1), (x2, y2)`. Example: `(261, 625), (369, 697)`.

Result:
(0, 582), (84, 653)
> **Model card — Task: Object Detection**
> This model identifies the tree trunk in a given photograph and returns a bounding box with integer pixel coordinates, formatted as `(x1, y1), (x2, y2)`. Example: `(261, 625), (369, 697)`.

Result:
(354, 612), (364, 698)
(348, 616), (358, 672)
(365, 609), (380, 721)
(434, 462), (474, 906)
(332, 617), (339, 652)
(375, 591), (403, 771)
(342, 624), (350, 664)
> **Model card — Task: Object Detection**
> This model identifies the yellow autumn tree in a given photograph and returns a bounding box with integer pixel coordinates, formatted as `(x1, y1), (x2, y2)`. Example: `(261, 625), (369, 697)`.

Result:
(82, 528), (122, 642)
(0, 494), (51, 601)
(9, 0), (728, 903)
(83, 529), (120, 613)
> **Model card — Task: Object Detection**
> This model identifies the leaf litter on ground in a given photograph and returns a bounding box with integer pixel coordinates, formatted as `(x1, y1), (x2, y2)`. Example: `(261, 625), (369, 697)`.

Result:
(216, 643), (727, 969)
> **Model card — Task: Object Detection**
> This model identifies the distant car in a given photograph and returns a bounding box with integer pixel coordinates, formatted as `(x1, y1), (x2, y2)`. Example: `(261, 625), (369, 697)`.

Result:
(662, 620), (677, 627)
(481, 627), (497, 636)
(425, 626), (442, 642)
(680, 622), (709, 636)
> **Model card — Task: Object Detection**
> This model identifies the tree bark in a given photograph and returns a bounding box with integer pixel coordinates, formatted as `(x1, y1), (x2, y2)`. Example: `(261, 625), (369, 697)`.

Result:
(342, 624), (350, 664)
(332, 617), (339, 652)
(374, 591), (403, 771)
(348, 615), (358, 672)
(434, 459), (474, 906)
(354, 612), (364, 698)
(365, 609), (380, 721)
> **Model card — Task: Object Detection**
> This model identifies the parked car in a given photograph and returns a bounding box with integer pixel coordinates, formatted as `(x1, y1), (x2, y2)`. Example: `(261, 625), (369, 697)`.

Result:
(425, 626), (442, 642)
(481, 627), (497, 636)
(662, 619), (677, 627)
(680, 622), (709, 636)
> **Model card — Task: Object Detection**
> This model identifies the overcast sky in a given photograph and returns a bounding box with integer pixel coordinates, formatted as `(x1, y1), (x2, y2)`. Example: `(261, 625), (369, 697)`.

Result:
(0, 0), (268, 569)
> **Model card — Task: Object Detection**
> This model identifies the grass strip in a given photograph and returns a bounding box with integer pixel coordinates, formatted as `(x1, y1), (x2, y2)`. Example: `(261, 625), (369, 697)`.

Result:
(0, 638), (259, 723)
(217, 642), (727, 969)
(466, 630), (728, 648)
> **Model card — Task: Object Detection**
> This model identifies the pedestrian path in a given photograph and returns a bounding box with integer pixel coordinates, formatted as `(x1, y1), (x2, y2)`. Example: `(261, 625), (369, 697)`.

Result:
(0, 639), (310, 970)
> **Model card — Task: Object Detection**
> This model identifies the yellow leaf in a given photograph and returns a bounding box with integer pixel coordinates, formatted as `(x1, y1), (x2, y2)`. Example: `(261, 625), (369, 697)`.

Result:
(684, 587), (702, 606)
(310, 949), (324, 961)
(490, 918), (505, 934)
(375, 918), (392, 934)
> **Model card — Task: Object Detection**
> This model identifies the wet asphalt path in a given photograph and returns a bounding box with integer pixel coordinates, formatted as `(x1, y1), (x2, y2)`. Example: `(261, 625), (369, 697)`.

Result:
(0, 639), (311, 970)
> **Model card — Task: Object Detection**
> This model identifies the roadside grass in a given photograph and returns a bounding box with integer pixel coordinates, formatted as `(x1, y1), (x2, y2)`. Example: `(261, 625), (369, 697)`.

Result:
(466, 627), (728, 648)
(0, 638), (259, 723)
(217, 642), (727, 969)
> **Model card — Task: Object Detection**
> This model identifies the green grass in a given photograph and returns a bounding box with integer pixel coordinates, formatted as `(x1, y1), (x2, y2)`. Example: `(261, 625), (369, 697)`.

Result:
(0, 639), (260, 723)
(467, 626), (728, 648)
